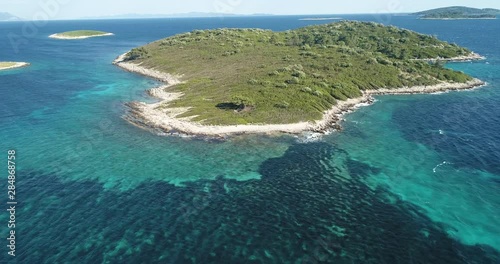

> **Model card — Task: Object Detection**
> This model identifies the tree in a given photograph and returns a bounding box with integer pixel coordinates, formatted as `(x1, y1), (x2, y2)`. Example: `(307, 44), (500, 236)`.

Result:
(231, 95), (255, 110)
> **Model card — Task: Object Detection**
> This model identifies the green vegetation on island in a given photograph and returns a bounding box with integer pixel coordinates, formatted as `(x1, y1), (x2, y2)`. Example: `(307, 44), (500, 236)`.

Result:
(50, 30), (113, 39)
(0, 62), (17, 68)
(414, 6), (499, 19)
(122, 21), (476, 125)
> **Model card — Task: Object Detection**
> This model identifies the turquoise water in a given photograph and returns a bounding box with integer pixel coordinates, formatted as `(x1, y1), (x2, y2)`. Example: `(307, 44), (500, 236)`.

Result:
(1, 16), (499, 263)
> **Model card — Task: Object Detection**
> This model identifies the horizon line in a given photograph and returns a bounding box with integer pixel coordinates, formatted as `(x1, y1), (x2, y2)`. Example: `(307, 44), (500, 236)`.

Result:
(3, 12), (421, 22)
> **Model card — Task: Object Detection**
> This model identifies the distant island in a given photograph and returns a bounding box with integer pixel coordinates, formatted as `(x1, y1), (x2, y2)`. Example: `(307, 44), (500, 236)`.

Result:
(414, 6), (500, 19)
(0, 12), (21, 21)
(0, 61), (29, 71)
(114, 21), (485, 137)
(299, 17), (342, 21)
(49, 30), (114, 40)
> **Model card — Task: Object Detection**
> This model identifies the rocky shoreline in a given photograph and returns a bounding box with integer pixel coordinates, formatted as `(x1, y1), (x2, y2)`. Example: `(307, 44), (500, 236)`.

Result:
(113, 53), (486, 138)
(415, 52), (485, 62)
(365, 78), (486, 95)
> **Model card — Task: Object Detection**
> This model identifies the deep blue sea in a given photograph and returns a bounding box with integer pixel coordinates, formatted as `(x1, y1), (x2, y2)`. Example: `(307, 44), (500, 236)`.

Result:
(1, 15), (499, 263)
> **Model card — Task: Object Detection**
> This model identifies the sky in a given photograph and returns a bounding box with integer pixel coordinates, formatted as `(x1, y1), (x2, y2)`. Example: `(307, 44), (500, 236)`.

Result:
(4, 0), (500, 20)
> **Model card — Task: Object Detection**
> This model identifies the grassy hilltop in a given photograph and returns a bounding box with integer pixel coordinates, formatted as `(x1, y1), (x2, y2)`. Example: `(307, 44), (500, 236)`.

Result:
(123, 21), (475, 125)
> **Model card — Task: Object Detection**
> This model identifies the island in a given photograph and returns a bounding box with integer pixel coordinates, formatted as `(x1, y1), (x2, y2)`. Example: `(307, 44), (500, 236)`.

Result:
(299, 18), (342, 21)
(113, 21), (485, 137)
(0, 12), (21, 21)
(0, 61), (29, 71)
(49, 30), (114, 40)
(413, 6), (499, 19)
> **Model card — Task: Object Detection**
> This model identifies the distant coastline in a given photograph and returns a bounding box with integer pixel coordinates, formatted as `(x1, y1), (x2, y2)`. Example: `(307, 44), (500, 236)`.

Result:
(413, 6), (499, 20)
(299, 17), (342, 21)
(0, 62), (30, 71)
(113, 53), (485, 138)
(419, 17), (497, 20)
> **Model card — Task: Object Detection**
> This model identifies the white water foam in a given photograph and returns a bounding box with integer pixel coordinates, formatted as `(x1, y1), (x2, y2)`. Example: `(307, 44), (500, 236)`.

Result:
(433, 161), (450, 173)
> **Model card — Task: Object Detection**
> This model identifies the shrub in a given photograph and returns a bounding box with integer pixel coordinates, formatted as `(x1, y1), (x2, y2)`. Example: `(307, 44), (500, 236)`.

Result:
(278, 66), (292, 72)
(286, 77), (301, 84)
(301, 87), (313, 93)
(247, 79), (259, 85)
(269, 70), (280, 76)
(233, 41), (244, 48)
(319, 82), (329, 88)
(312, 73), (323, 78)
(313, 90), (323, 96)
(260, 80), (272, 86)
(376, 57), (391, 65)
(301, 51), (318, 57)
(339, 62), (353, 68)
(275, 101), (290, 109)
(275, 83), (288, 88)
(292, 70), (307, 78)
(231, 95), (255, 109)
(300, 44), (312, 50)
(406, 66), (417, 73)
(124, 47), (149, 61)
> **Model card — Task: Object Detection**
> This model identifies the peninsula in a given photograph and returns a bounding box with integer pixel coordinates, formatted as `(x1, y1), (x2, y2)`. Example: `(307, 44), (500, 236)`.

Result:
(0, 61), (29, 71)
(414, 6), (499, 19)
(49, 30), (114, 39)
(114, 21), (485, 137)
